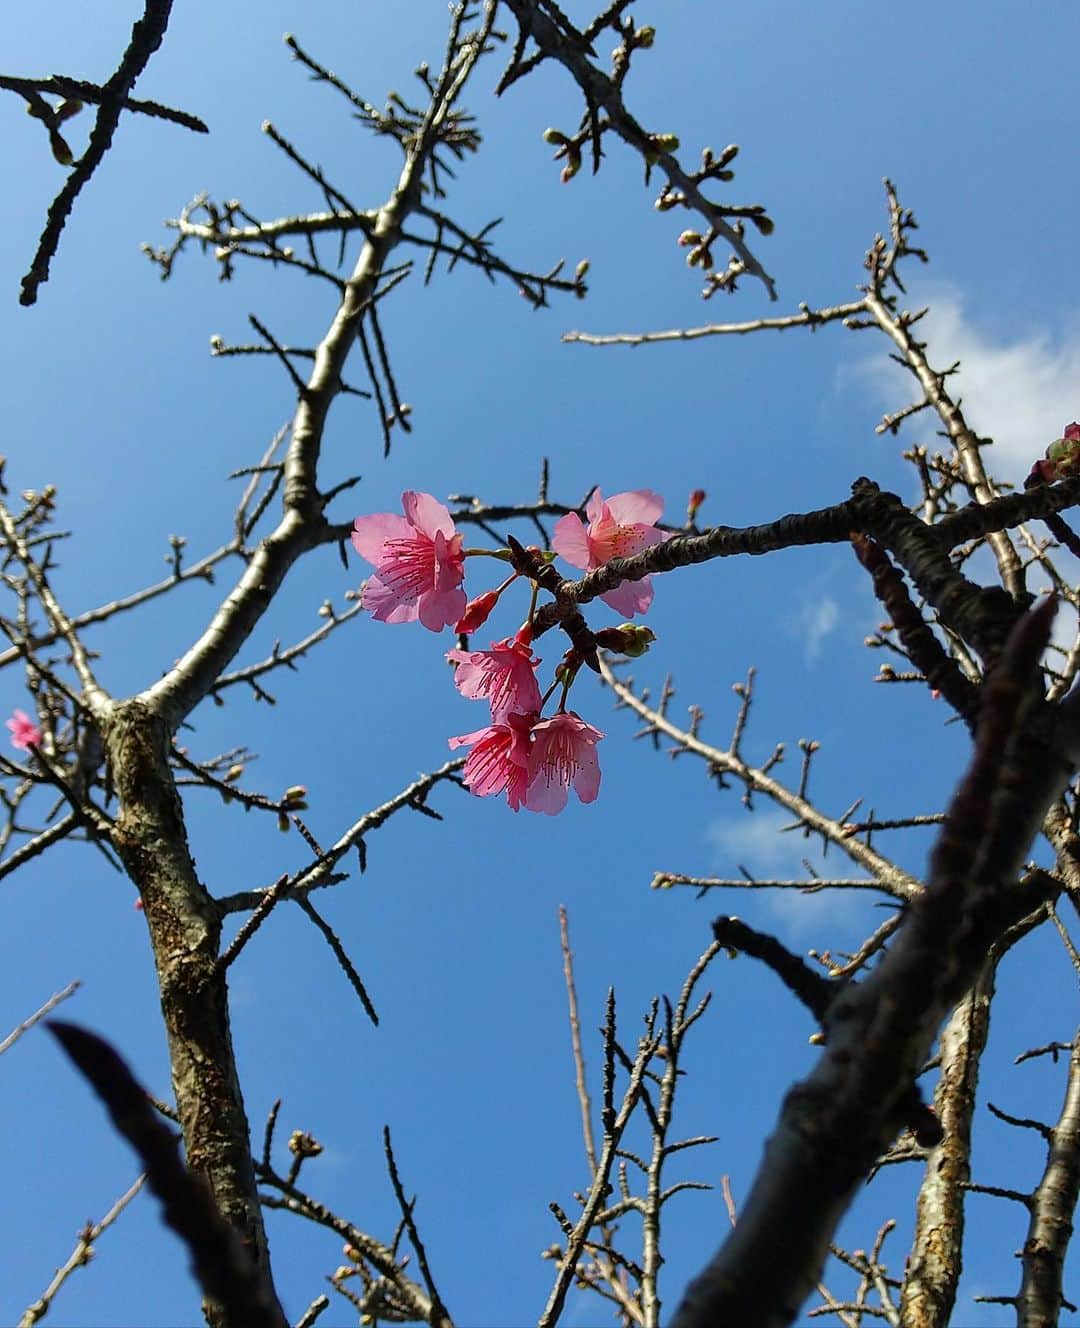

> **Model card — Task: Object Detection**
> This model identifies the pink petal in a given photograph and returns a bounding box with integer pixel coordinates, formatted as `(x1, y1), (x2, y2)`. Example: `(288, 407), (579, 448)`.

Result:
(605, 490), (664, 526)
(361, 574), (420, 624)
(449, 718), (532, 810)
(417, 583), (466, 631)
(402, 491), (456, 540)
(600, 575), (655, 617)
(552, 513), (592, 569)
(524, 769), (570, 815)
(571, 745), (601, 803)
(584, 489), (609, 524)
(448, 725), (495, 751)
(351, 512), (413, 564)
(432, 529), (466, 593)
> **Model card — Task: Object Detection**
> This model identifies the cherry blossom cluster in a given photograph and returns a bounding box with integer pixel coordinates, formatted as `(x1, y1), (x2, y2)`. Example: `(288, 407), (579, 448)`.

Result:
(351, 489), (670, 814)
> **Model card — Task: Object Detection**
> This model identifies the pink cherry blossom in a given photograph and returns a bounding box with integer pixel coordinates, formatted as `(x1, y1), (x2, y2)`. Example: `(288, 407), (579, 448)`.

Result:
(446, 637), (542, 722)
(525, 711), (604, 815)
(552, 489), (668, 616)
(6, 709), (42, 751)
(351, 491), (466, 631)
(449, 712), (535, 811)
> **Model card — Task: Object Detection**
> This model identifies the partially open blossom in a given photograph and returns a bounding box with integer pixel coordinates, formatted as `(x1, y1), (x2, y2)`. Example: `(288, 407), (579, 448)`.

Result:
(552, 489), (668, 616)
(7, 708), (41, 751)
(525, 711), (604, 815)
(454, 590), (499, 635)
(1029, 422), (1080, 485)
(449, 712), (535, 811)
(351, 491), (466, 631)
(447, 637), (542, 722)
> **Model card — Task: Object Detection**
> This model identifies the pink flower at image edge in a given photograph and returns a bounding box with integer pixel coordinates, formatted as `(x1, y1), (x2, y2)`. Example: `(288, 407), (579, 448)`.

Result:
(351, 491), (466, 631)
(552, 489), (668, 617)
(7, 709), (41, 751)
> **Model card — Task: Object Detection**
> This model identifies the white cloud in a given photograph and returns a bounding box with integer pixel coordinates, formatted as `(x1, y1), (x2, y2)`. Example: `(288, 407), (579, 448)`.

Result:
(704, 809), (864, 934)
(846, 285), (1080, 484)
(706, 808), (805, 875)
(801, 596), (840, 663)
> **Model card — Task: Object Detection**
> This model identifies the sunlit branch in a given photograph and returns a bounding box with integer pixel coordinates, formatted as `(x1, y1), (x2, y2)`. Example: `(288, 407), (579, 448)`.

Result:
(0, 979), (81, 1056)
(18, 1174), (146, 1328)
(563, 299), (863, 347)
(0, 811), (80, 882)
(1012, 1031), (1080, 1326)
(602, 660), (921, 901)
(498, 0), (777, 300)
(0, 501), (108, 711)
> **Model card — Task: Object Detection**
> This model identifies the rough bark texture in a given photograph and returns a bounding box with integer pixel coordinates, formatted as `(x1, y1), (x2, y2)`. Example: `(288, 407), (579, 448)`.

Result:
(104, 699), (286, 1328)
(899, 967), (995, 1327)
(1019, 1035), (1080, 1327)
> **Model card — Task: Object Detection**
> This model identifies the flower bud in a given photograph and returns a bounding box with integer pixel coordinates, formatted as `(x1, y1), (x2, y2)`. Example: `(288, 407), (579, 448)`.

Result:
(454, 590), (499, 634)
(635, 25), (656, 47)
(677, 230), (701, 247)
(651, 133), (680, 152)
(288, 1129), (323, 1158)
(594, 624), (657, 657)
(543, 128), (568, 146)
(224, 763), (244, 783)
(49, 131), (73, 166)
(687, 488), (706, 519)
(1041, 426), (1080, 481)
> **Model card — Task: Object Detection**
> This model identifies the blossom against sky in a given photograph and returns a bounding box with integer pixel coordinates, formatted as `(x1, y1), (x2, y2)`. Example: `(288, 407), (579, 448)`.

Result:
(1, 2), (1078, 1325)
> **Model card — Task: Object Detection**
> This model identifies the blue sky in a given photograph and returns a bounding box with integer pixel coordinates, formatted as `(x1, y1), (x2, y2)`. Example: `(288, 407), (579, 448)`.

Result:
(2, 2), (1079, 1325)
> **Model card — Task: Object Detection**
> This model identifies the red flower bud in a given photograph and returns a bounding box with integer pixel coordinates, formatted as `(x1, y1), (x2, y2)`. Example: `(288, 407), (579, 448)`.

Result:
(454, 590), (499, 635)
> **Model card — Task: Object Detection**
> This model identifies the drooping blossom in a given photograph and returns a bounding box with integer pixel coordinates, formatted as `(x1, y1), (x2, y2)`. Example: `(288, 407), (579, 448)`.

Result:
(525, 711), (604, 815)
(351, 491), (466, 631)
(449, 712), (535, 811)
(7, 709), (41, 751)
(552, 489), (668, 616)
(447, 637), (542, 722)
